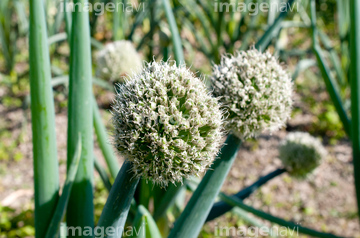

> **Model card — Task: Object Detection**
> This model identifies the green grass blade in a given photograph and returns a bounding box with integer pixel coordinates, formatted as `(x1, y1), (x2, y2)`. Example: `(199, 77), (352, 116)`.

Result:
(0, 12), (14, 72)
(220, 193), (342, 238)
(206, 168), (286, 222)
(94, 157), (112, 192)
(14, 0), (28, 35)
(66, 0), (94, 232)
(182, 0), (214, 51)
(313, 46), (351, 136)
(113, 0), (123, 40)
(131, 205), (162, 238)
(93, 97), (120, 179)
(231, 207), (277, 238)
(90, 38), (104, 50)
(349, 0), (360, 220)
(51, 1), (64, 35)
(196, 0), (216, 28)
(45, 136), (82, 238)
(97, 160), (140, 237)
(231, 0), (252, 43)
(291, 59), (316, 81)
(337, 0), (350, 39)
(48, 32), (67, 46)
(29, 0), (60, 236)
(128, 7), (148, 40)
(48, 32), (104, 51)
(318, 30), (347, 86)
(64, 0), (72, 38)
(51, 75), (113, 91)
(161, 0), (184, 64)
(169, 134), (242, 238)
(255, 0), (296, 51)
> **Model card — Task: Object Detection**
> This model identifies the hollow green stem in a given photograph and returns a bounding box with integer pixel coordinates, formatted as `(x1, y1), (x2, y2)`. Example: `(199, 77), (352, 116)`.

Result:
(97, 160), (140, 238)
(169, 134), (242, 238)
(29, 0), (60, 236)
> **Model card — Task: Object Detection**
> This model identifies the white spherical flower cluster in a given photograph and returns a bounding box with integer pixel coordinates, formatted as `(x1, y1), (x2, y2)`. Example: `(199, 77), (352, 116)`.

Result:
(96, 40), (142, 83)
(112, 61), (224, 186)
(210, 49), (293, 140)
(279, 132), (327, 178)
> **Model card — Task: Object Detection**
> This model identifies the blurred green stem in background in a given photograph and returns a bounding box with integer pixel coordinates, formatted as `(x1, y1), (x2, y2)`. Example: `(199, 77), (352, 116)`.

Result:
(93, 96), (120, 179)
(162, 0), (184, 65)
(29, 0), (60, 236)
(350, 0), (360, 220)
(113, 0), (124, 40)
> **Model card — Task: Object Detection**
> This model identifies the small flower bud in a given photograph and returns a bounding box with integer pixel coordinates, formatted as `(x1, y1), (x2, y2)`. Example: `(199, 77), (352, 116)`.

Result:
(279, 132), (327, 178)
(96, 40), (142, 83)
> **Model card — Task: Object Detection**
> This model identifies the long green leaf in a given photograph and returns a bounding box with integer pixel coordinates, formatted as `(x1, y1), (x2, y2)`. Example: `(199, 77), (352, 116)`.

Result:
(169, 134), (242, 238)
(206, 168), (286, 222)
(94, 156), (112, 192)
(93, 97), (120, 179)
(29, 0), (60, 237)
(45, 136), (82, 238)
(314, 46), (351, 136)
(131, 205), (162, 238)
(66, 0), (94, 232)
(97, 160), (140, 237)
(349, 0), (360, 219)
(162, 0), (184, 64)
(220, 193), (342, 238)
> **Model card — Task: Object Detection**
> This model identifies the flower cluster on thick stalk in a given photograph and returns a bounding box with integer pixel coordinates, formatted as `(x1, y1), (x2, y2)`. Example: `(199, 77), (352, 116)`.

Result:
(112, 61), (224, 187)
(96, 40), (143, 83)
(279, 132), (327, 178)
(211, 49), (293, 140)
